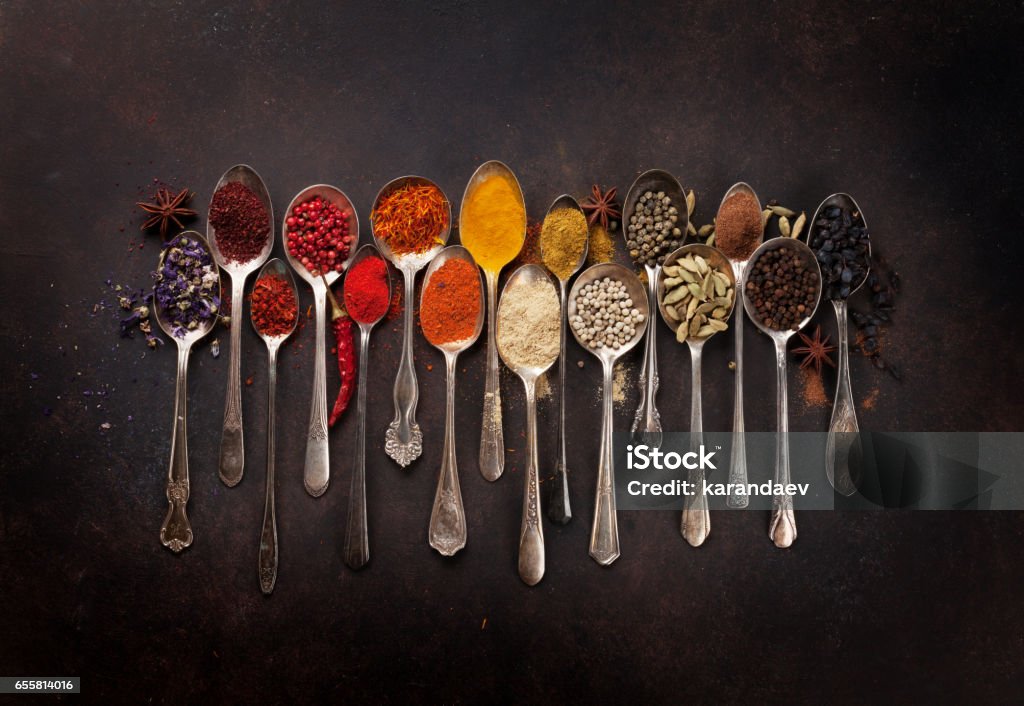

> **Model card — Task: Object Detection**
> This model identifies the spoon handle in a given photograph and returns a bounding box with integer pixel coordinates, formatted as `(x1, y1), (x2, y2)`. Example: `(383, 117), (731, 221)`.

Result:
(548, 281), (572, 524)
(590, 363), (620, 565)
(518, 380), (545, 585)
(344, 327), (372, 569)
(385, 270), (423, 467)
(826, 299), (861, 496)
(258, 345), (279, 593)
(160, 345), (194, 553)
(770, 338), (797, 548)
(478, 271), (504, 481)
(727, 262), (749, 509)
(429, 353), (467, 556)
(682, 344), (710, 547)
(218, 277), (246, 487)
(631, 266), (662, 445)
(303, 288), (330, 496)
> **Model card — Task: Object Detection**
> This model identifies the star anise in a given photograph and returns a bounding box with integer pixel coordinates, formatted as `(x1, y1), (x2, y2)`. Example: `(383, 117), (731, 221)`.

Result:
(792, 325), (837, 374)
(581, 184), (621, 229)
(137, 187), (197, 239)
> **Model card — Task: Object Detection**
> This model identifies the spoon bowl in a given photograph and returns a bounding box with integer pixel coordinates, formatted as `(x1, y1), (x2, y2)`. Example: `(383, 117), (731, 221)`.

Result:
(622, 169), (688, 450)
(806, 192), (872, 497)
(152, 231), (222, 346)
(372, 175), (452, 271)
(538, 194), (589, 525)
(207, 164), (275, 276)
(656, 242), (737, 334)
(461, 160), (527, 482)
(344, 243), (395, 327)
(248, 257), (298, 593)
(422, 245), (485, 355)
(281, 183), (360, 497)
(568, 262), (649, 565)
(742, 237), (822, 548)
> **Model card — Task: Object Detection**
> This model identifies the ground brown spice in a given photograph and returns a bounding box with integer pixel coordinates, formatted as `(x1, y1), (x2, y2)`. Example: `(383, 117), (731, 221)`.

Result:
(716, 191), (763, 260)
(586, 223), (616, 266)
(800, 367), (829, 408)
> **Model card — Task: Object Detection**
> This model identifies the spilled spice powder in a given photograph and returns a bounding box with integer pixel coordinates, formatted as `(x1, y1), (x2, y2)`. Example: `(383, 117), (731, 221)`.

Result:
(586, 223), (616, 266)
(862, 387), (879, 410)
(799, 367), (829, 408)
(510, 218), (543, 270)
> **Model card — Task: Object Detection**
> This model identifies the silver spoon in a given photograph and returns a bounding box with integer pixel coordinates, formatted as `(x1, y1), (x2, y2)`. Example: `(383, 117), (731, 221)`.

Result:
(623, 169), (689, 449)
(657, 244), (737, 547)
(281, 184), (360, 497)
(339, 244), (393, 569)
(538, 194), (589, 524)
(496, 265), (561, 585)
(460, 161), (526, 482)
(742, 238), (823, 547)
(207, 165), (274, 488)
(805, 193), (871, 497)
(715, 182), (765, 510)
(152, 231), (221, 553)
(568, 263), (649, 565)
(423, 246), (485, 557)
(249, 258), (299, 593)
(372, 176), (451, 468)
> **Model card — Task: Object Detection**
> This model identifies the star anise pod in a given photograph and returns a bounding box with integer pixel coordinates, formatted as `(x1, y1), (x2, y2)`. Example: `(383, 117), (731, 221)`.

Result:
(581, 184), (621, 229)
(137, 187), (197, 240)
(792, 325), (837, 374)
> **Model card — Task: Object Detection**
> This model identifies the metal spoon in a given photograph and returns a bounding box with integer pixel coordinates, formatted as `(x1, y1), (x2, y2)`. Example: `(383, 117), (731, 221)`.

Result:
(622, 169), (689, 449)
(742, 238), (823, 547)
(496, 265), (561, 585)
(460, 161), (526, 482)
(805, 193), (872, 497)
(152, 231), (221, 553)
(372, 175), (451, 468)
(423, 246), (485, 557)
(715, 182), (765, 509)
(339, 244), (393, 569)
(568, 263), (649, 565)
(656, 244), (737, 547)
(207, 164), (274, 488)
(538, 194), (589, 524)
(281, 184), (360, 497)
(249, 258), (299, 593)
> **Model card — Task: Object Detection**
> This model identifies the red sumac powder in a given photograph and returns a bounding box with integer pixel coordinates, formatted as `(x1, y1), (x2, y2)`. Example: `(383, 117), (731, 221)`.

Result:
(210, 181), (271, 264)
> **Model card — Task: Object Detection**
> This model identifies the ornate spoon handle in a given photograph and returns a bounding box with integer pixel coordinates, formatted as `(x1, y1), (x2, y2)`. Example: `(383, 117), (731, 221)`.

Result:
(518, 379), (545, 585)
(590, 361), (620, 565)
(218, 276), (245, 487)
(161, 344), (194, 553)
(631, 264), (662, 446)
(429, 352), (467, 556)
(303, 287), (330, 496)
(344, 326), (372, 569)
(385, 269), (423, 467)
(258, 345), (279, 593)
(479, 271), (504, 481)
(826, 299), (861, 496)
(770, 338), (797, 548)
(681, 343), (710, 546)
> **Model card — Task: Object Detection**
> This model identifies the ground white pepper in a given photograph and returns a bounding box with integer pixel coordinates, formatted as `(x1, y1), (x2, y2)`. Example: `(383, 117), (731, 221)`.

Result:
(497, 278), (560, 369)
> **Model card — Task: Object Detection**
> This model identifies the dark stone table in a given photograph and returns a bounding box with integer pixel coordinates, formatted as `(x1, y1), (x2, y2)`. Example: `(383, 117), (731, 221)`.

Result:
(1, 1), (1022, 702)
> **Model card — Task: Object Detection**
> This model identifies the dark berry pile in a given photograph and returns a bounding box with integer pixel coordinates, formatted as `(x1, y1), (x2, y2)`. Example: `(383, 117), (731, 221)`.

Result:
(811, 205), (871, 300)
(745, 245), (820, 331)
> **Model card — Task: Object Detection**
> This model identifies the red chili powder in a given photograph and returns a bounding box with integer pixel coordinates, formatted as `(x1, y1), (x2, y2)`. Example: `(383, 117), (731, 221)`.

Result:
(344, 256), (390, 323)
(420, 258), (481, 345)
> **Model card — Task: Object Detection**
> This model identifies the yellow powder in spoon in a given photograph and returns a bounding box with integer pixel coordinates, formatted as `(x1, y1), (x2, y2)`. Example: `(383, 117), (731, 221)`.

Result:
(460, 173), (525, 272)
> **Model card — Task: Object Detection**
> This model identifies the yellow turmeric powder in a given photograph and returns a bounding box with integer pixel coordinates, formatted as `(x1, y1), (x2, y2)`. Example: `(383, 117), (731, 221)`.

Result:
(460, 173), (525, 272)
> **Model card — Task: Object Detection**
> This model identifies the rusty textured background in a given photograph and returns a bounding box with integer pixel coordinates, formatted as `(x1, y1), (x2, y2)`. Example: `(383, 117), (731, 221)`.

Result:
(1, 1), (1023, 703)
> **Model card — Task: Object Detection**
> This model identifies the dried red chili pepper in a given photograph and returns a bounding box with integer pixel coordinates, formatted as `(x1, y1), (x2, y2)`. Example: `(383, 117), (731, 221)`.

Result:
(324, 280), (356, 427)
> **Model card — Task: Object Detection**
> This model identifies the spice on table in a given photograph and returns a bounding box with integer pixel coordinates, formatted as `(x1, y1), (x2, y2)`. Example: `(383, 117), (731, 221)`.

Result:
(581, 184), (621, 230)
(324, 282), (355, 428)
(661, 253), (734, 343)
(540, 207), (589, 280)
(496, 279), (560, 368)
(586, 222), (616, 265)
(152, 233), (220, 337)
(791, 324), (836, 373)
(460, 172), (525, 272)
(210, 181), (270, 264)
(285, 195), (354, 277)
(715, 191), (763, 261)
(811, 205), (871, 300)
(420, 258), (482, 346)
(137, 187), (197, 240)
(626, 190), (683, 266)
(745, 245), (820, 331)
(250, 273), (298, 337)
(571, 277), (646, 350)
(371, 183), (449, 256)
(344, 256), (390, 324)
